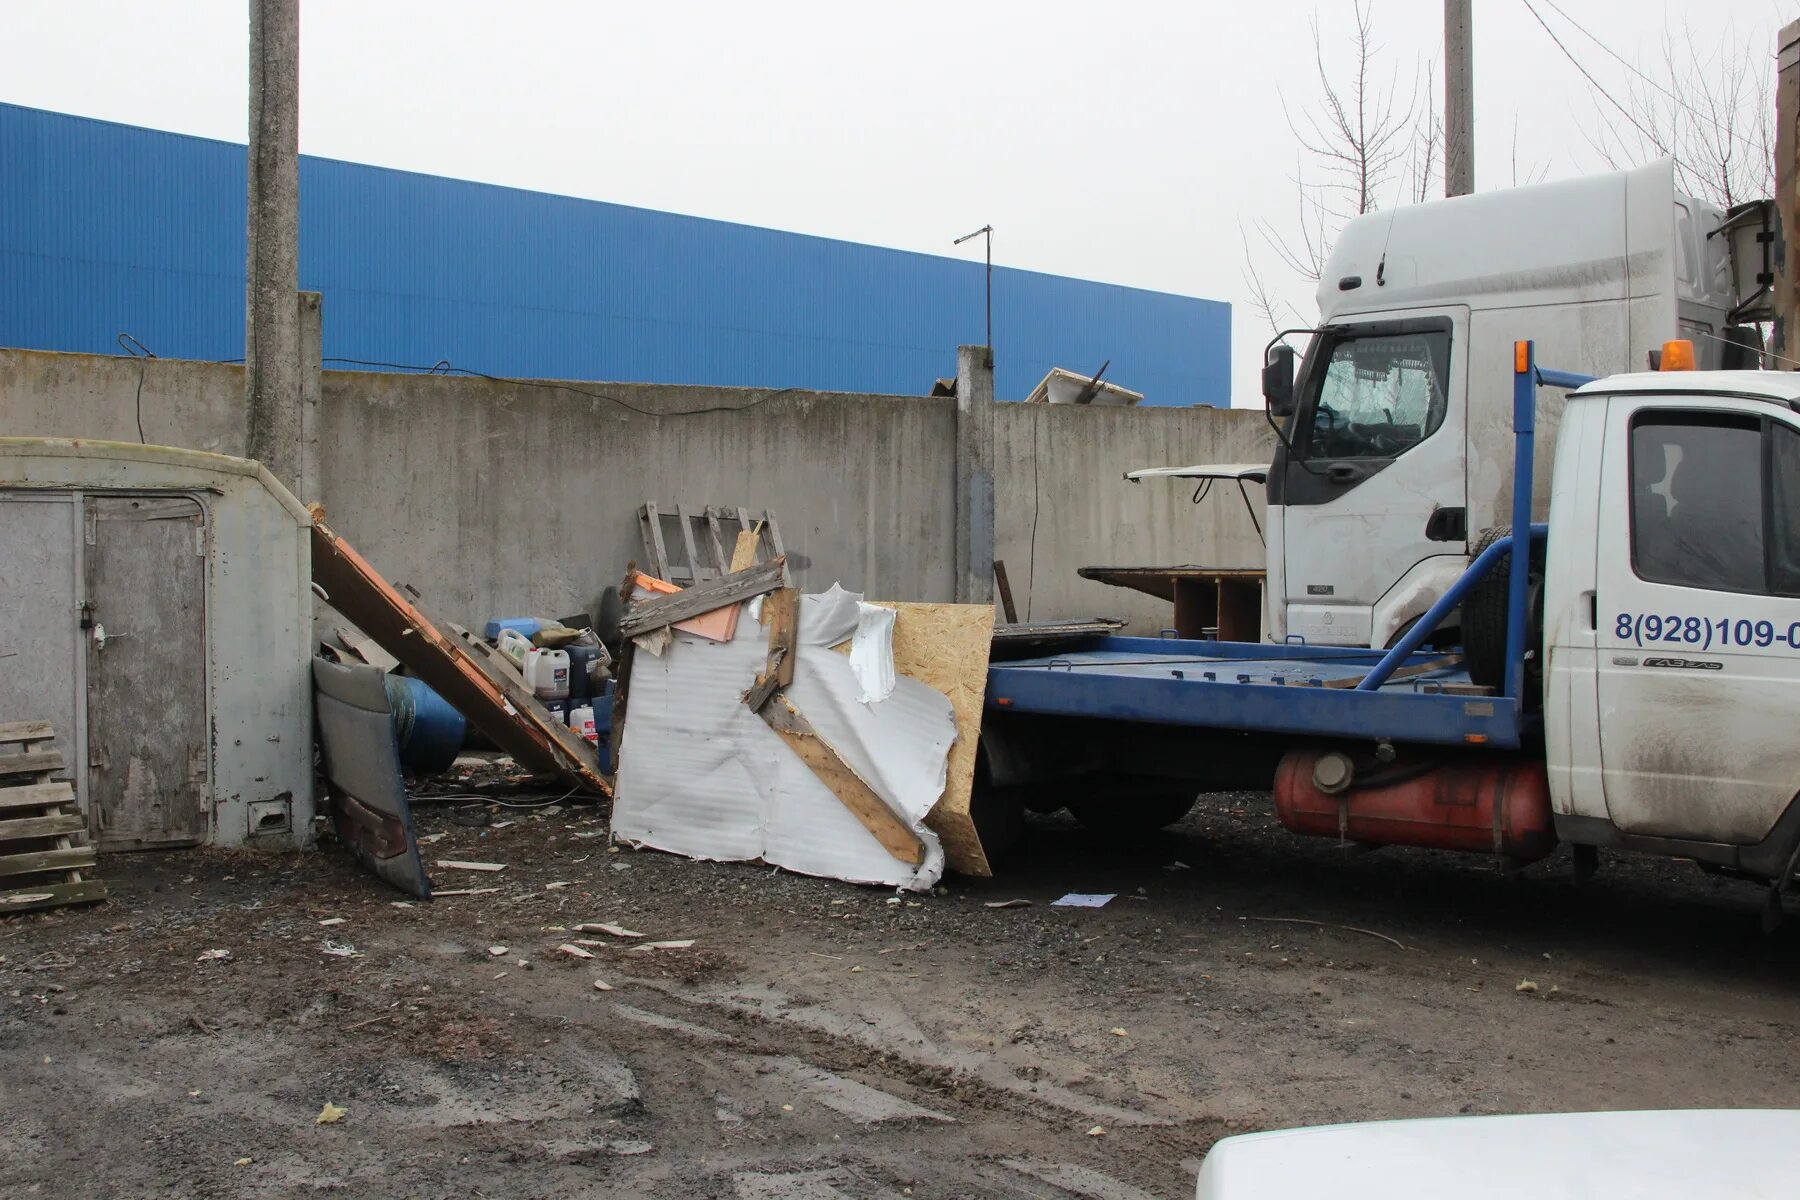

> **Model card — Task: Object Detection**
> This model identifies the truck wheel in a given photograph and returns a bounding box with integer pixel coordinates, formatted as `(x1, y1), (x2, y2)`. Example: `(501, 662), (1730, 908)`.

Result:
(1464, 526), (1544, 693)
(1067, 782), (1198, 838)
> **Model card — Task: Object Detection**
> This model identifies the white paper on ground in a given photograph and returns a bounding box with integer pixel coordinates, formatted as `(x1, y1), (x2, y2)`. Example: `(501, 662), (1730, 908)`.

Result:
(612, 584), (951, 891)
(849, 602), (897, 704)
(1051, 893), (1117, 908)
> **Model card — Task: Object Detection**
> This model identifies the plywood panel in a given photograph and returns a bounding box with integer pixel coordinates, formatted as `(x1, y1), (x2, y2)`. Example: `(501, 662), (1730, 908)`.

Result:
(870, 602), (995, 876)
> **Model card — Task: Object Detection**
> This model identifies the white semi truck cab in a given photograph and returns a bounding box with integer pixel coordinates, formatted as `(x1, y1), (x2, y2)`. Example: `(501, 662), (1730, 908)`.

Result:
(1254, 160), (1771, 655)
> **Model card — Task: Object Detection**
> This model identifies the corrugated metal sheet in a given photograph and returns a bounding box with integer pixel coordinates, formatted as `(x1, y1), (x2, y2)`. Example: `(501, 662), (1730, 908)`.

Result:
(0, 103), (1230, 404)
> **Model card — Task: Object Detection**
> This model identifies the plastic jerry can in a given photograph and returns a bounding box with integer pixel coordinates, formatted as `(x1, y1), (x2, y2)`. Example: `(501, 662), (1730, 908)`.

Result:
(567, 704), (598, 745)
(524, 647), (571, 701)
(496, 628), (533, 669)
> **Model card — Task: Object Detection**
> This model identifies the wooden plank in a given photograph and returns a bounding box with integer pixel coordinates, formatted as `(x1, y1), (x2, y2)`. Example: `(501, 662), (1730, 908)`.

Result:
(617, 558), (786, 639)
(0, 751), (63, 777)
(0, 813), (87, 841)
(640, 503), (670, 582)
(728, 528), (761, 572)
(675, 503), (704, 583)
(759, 700), (927, 867)
(1321, 654), (1464, 690)
(703, 509), (729, 576)
(0, 722), (53, 746)
(992, 560), (1019, 625)
(0, 846), (96, 877)
(0, 879), (109, 916)
(742, 588), (801, 713)
(0, 783), (76, 812)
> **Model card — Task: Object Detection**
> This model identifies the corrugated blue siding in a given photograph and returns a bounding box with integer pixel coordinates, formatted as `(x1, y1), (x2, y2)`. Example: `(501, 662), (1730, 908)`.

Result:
(0, 103), (1229, 404)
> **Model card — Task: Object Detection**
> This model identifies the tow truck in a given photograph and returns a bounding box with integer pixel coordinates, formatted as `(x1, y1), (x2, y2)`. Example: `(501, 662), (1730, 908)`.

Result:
(982, 341), (1800, 914)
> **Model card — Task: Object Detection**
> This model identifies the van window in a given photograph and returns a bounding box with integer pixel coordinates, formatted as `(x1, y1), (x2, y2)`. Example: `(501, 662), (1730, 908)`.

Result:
(1300, 328), (1450, 461)
(1768, 423), (1800, 594)
(1630, 413), (1764, 592)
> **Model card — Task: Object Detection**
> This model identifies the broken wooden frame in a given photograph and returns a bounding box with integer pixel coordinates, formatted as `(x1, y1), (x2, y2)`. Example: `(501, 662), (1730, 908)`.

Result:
(638, 503), (786, 587)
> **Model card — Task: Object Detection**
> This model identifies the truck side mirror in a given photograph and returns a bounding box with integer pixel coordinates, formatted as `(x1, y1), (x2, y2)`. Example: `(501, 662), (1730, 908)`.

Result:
(1263, 345), (1296, 417)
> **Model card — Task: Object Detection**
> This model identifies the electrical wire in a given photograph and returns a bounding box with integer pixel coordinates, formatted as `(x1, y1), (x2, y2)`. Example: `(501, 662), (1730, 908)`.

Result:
(1519, 0), (1666, 151)
(321, 356), (803, 418)
(1535, 0), (1771, 159)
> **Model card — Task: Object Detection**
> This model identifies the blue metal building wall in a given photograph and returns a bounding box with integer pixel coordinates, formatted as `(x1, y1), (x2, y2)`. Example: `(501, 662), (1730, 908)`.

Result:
(0, 103), (1229, 404)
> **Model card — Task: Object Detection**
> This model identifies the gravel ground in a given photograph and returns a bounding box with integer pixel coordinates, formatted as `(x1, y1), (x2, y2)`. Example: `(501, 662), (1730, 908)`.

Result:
(5, 790), (1800, 1199)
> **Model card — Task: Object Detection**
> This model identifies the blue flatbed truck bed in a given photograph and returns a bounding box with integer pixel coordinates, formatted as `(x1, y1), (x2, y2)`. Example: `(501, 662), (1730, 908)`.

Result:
(987, 636), (1525, 748)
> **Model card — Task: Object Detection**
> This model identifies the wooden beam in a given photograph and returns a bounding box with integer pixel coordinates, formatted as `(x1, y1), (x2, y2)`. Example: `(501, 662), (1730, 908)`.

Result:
(743, 588), (800, 712)
(618, 557), (786, 639)
(1321, 654), (1464, 690)
(758, 699), (927, 867)
(992, 560), (1019, 625)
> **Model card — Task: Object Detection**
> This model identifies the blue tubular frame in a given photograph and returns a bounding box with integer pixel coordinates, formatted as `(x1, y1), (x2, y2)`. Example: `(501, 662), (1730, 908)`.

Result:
(1356, 342), (1595, 701)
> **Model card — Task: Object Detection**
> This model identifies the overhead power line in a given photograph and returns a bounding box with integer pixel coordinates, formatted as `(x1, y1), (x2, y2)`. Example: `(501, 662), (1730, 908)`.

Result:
(1527, 0), (1768, 160)
(1518, 0), (1665, 149)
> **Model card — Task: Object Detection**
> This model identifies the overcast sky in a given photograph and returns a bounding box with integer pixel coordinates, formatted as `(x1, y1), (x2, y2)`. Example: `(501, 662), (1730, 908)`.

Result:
(0, 1), (1785, 405)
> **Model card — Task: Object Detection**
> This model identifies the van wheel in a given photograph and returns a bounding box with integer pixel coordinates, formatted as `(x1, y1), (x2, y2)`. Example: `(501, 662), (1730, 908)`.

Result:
(1464, 526), (1544, 693)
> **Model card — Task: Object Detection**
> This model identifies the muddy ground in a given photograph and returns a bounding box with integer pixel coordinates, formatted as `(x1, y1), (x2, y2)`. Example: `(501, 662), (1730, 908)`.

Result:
(6, 792), (1800, 1200)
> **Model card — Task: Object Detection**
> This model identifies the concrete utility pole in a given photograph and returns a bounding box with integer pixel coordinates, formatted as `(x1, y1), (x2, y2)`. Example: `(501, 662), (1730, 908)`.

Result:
(245, 0), (302, 484)
(1444, 0), (1474, 197)
(1776, 19), (1800, 364)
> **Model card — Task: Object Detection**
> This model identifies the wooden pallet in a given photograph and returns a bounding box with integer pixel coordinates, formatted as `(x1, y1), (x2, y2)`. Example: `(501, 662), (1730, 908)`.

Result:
(0, 722), (107, 915)
(638, 503), (786, 586)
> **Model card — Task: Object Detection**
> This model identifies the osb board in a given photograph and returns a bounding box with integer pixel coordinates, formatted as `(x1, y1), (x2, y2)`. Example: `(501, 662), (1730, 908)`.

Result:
(869, 602), (995, 877)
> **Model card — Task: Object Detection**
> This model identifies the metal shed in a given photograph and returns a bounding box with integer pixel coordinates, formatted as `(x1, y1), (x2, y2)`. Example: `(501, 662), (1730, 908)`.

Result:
(0, 438), (314, 850)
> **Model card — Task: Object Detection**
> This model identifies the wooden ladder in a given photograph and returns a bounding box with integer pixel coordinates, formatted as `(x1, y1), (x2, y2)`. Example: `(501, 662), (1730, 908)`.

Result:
(0, 722), (108, 915)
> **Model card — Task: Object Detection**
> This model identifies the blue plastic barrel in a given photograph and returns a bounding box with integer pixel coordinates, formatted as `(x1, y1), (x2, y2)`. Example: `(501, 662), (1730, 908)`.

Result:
(384, 675), (467, 776)
(483, 617), (547, 641)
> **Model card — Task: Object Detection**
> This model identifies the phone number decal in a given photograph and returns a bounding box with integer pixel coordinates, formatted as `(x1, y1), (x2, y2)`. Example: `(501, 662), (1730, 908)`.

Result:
(1614, 612), (1800, 651)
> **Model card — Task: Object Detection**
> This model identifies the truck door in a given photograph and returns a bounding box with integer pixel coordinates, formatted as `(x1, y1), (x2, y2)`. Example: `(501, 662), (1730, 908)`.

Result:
(1593, 399), (1800, 843)
(1275, 308), (1468, 646)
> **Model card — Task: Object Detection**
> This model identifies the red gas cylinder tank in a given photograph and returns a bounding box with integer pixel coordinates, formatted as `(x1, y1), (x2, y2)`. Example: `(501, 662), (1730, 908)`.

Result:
(1273, 748), (1557, 862)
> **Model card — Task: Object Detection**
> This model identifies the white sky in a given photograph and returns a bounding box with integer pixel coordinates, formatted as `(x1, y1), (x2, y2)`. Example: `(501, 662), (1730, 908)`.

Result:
(0, 0), (1786, 405)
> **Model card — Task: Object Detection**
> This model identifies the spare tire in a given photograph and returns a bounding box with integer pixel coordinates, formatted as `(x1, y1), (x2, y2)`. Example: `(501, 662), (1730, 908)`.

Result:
(1463, 526), (1545, 692)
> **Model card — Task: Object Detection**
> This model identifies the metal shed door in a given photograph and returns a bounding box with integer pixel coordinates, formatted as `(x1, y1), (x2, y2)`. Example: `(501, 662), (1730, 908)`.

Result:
(84, 495), (208, 848)
(0, 494), (82, 782)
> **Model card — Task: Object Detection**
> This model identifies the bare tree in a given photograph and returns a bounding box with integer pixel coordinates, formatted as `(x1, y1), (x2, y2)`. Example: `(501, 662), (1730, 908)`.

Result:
(1561, 15), (1774, 210)
(1258, 1), (1420, 281)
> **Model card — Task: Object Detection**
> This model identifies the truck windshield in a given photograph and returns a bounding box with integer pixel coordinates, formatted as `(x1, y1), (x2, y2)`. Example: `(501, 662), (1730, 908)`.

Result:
(1300, 327), (1451, 461)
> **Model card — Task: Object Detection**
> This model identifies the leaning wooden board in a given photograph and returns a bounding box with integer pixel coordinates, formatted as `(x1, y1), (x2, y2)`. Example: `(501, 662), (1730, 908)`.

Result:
(868, 603), (996, 877)
(308, 510), (608, 794)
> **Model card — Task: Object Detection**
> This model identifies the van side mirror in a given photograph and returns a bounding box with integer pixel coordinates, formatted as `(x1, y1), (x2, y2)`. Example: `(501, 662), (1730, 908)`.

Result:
(1263, 345), (1296, 417)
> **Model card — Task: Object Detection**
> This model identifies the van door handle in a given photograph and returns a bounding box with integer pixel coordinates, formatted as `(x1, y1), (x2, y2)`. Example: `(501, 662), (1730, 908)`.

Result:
(1326, 464), (1358, 484)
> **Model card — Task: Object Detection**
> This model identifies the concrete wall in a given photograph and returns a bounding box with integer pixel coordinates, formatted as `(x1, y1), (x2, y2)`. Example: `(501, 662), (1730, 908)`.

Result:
(992, 403), (1273, 632)
(1, 348), (1275, 633)
(320, 372), (958, 623)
